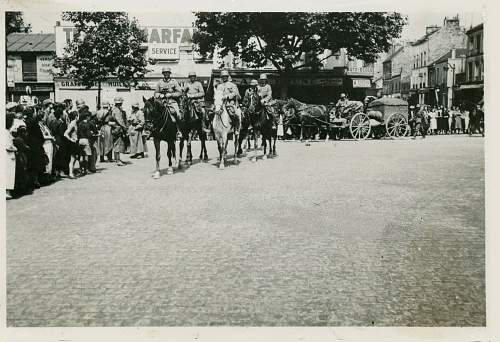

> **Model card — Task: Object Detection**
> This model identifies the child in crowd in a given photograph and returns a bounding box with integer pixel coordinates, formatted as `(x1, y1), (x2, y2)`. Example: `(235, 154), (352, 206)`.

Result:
(77, 109), (99, 175)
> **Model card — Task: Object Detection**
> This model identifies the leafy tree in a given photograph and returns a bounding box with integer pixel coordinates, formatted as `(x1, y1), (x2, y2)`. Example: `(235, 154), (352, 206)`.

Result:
(193, 12), (407, 97)
(55, 12), (149, 108)
(6, 12), (32, 35)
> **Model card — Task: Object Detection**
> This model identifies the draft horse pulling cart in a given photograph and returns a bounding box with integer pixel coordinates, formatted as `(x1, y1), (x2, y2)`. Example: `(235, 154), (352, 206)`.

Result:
(331, 97), (410, 140)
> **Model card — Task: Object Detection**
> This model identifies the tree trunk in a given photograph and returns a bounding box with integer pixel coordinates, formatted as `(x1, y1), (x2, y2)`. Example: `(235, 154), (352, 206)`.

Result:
(97, 80), (102, 109)
(279, 72), (290, 99)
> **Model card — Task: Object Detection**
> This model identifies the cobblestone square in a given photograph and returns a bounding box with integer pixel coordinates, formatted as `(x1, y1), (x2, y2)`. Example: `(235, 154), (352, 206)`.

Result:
(6, 136), (485, 326)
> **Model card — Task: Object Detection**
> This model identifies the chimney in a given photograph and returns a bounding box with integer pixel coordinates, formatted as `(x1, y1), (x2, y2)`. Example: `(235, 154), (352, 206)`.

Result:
(451, 48), (456, 59)
(444, 17), (460, 28)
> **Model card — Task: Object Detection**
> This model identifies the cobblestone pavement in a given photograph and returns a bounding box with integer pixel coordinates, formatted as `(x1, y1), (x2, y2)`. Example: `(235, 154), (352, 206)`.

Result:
(6, 135), (485, 327)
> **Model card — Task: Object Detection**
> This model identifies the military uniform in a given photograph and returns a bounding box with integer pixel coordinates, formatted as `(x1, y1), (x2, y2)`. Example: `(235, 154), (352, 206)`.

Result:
(257, 84), (272, 104)
(413, 108), (428, 139)
(155, 78), (182, 121)
(111, 105), (128, 153)
(184, 80), (209, 131)
(218, 80), (241, 122)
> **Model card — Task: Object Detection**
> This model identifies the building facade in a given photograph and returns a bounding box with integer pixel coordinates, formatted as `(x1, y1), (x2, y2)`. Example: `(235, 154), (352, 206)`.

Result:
(456, 23), (483, 103)
(428, 49), (467, 108)
(409, 16), (467, 106)
(6, 33), (56, 104)
(382, 41), (414, 101)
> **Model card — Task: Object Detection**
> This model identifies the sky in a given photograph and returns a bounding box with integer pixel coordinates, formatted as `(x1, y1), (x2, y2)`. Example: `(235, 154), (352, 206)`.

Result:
(21, 10), (483, 42)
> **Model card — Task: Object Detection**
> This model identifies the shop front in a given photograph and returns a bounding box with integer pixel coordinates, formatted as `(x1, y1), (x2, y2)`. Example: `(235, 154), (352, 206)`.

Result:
(207, 69), (371, 104)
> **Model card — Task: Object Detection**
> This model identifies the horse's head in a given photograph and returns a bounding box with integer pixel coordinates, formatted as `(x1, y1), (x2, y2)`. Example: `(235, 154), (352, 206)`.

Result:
(213, 87), (225, 114)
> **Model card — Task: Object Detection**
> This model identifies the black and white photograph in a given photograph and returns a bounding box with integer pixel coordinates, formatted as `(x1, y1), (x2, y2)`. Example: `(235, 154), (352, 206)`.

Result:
(1, 0), (497, 341)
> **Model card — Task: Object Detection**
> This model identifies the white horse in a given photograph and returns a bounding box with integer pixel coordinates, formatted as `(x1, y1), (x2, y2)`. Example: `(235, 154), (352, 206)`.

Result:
(212, 86), (240, 170)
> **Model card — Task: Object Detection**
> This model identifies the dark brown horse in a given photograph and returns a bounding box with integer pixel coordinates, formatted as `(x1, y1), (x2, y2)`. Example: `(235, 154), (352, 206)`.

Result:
(142, 97), (179, 178)
(178, 95), (209, 164)
(283, 98), (329, 140)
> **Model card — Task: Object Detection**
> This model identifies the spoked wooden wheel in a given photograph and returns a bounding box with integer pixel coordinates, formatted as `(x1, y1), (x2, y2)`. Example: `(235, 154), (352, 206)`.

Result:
(386, 113), (409, 138)
(350, 113), (371, 140)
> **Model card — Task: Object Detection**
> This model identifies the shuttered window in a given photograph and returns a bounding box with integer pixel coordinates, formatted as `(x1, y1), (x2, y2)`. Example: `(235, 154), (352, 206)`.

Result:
(22, 55), (37, 82)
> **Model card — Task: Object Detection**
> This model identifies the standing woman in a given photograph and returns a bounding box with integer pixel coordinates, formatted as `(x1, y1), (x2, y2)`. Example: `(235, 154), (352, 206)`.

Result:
(128, 102), (145, 159)
(96, 101), (114, 162)
(454, 110), (462, 134)
(64, 110), (80, 179)
(49, 103), (68, 178)
(25, 107), (48, 189)
(429, 108), (437, 135)
(110, 96), (128, 166)
(463, 108), (470, 134)
(6, 112), (17, 199)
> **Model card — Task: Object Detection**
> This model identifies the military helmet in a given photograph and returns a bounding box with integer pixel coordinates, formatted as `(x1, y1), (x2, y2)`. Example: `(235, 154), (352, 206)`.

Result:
(162, 66), (172, 73)
(221, 70), (229, 77)
(114, 96), (124, 104)
(250, 79), (258, 86)
(340, 93), (346, 98)
(188, 71), (196, 77)
(42, 98), (53, 106)
(101, 100), (110, 107)
(76, 99), (86, 106)
(259, 74), (268, 80)
(131, 102), (140, 108)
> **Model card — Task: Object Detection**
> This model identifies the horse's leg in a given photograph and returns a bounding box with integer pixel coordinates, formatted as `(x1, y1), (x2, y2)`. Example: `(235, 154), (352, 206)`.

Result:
(167, 139), (175, 174)
(201, 131), (208, 161)
(153, 137), (161, 179)
(234, 131), (239, 162)
(187, 129), (193, 164)
(262, 136), (268, 159)
(252, 129), (259, 162)
(179, 135), (185, 163)
(218, 134), (226, 170)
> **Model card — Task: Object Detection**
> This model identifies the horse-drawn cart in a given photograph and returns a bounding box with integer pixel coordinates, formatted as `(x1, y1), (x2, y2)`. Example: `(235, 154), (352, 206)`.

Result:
(331, 97), (410, 140)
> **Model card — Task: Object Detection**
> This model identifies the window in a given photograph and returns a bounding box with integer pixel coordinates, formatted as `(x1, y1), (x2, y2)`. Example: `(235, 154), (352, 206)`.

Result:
(468, 61), (473, 81)
(424, 52), (427, 66)
(22, 55), (37, 82)
(476, 33), (481, 52)
(421, 52), (423, 67)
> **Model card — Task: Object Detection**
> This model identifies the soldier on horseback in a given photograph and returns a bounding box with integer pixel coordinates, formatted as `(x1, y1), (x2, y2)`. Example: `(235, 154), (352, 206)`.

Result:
(183, 71), (209, 132)
(257, 73), (276, 127)
(154, 66), (183, 135)
(217, 69), (241, 125)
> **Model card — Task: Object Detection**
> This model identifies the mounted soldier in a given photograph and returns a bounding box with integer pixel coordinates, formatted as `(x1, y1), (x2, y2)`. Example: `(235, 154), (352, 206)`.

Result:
(183, 71), (208, 132)
(257, 74), (276, 126)
(154, 66), (183, 135)
(217, 69), (241, 125)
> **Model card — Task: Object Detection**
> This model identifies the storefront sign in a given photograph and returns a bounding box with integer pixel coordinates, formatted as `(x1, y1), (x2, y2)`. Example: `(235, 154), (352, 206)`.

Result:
(290, 78), (343, 86)
(55, 79), (129, 90)
(352, 79), (371, 88)
(56, 26), (196, 61)
(147, 43), (180, 60)
(37, 55), (54, 82)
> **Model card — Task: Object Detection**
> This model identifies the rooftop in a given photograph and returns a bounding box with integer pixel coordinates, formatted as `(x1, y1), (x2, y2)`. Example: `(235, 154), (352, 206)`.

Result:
(432, 48), (468, 65)
(466, 23), (484, 34)
(7, 33), (56, 52)
(383, 46), (404, 63)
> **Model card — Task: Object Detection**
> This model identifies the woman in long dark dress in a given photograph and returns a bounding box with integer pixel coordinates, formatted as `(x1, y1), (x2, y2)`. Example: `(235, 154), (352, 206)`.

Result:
(49, 103), (69, 177)
(24, 107), (48, 189)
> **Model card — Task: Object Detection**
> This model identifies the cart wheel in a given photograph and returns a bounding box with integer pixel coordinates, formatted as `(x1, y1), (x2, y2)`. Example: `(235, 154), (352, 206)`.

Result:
(386, 113), (409, 138)
(350, 113), (371, 140)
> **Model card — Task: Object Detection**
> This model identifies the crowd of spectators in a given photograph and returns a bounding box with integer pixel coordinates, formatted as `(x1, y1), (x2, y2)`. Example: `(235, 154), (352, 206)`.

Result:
(5, 98), (147, 199)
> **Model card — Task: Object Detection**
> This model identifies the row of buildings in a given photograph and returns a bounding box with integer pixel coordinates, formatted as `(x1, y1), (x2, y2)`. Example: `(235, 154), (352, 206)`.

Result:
(6, 21), (378, 112)
(382, 16), (484, 108)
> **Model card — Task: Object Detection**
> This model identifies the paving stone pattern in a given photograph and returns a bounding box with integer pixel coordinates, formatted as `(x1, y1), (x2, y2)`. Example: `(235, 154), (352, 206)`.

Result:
(6, 136), (485, 326)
